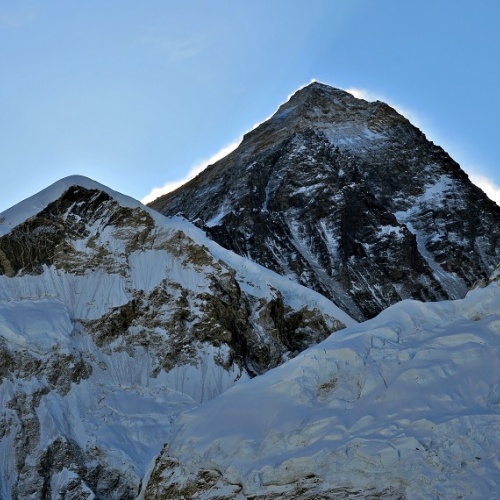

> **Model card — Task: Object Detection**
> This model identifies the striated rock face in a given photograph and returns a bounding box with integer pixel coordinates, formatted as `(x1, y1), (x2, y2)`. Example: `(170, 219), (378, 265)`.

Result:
(150, 82), (500, 320)
(0, 177), (353, 498)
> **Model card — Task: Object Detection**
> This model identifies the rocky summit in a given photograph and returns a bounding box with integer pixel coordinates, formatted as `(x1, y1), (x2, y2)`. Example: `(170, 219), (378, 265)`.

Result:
(150, 82), (500, 321)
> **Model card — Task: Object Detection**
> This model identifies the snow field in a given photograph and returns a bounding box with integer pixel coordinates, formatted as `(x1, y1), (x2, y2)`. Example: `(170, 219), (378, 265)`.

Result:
(156, 282), (500, 498)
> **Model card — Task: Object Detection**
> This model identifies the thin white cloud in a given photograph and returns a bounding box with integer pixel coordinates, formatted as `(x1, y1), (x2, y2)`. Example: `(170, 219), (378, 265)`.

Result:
(345, 87), (500, 205)
(344, 87), (374, 101)
(141, 80), (321, 205)
(469, 174), (500, 206)
(345, 87), (426, 131)
(141, 140), (241, 205)
(137, 34), (206, 63)
(346, 87), (500, 206)
(141, 81), (323, 204)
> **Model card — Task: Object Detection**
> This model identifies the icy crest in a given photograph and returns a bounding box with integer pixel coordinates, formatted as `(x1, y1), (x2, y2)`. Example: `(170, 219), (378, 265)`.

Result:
(0, 175), (167, 236)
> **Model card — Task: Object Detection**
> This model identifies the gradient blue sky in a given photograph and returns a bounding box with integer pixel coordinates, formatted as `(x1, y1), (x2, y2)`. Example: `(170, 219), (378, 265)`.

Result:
(1, 1), (499, 212)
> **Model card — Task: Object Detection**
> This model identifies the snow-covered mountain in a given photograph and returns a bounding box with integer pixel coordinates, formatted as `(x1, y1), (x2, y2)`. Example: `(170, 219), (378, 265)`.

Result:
(150, 82), (500, 321)
(0, 176), (353, 498)
(143, 277), (500, 499)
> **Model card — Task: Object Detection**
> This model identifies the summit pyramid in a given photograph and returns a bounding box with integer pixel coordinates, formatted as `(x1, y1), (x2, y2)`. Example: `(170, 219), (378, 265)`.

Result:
(150, 82), (500, 320)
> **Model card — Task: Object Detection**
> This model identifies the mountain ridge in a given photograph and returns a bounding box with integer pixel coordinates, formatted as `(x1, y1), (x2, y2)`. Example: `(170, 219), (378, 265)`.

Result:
(0, 176), (353, 498)
(143, 277), (500, 499)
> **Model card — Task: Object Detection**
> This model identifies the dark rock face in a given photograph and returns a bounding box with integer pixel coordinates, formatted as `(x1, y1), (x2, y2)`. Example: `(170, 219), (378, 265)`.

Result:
(150, 82), (500, 320)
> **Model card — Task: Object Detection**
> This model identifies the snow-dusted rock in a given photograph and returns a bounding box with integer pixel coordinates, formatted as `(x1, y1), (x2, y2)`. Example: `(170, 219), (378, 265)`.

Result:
(0, 177), (353, 498)
(4, 80), (500, 498)
(150, 82), (500, 321)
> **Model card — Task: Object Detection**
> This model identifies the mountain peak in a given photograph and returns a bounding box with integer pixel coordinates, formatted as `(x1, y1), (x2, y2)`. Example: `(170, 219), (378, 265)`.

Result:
(150, 83), (500, 321)
(273, 81), (361, 116)
(242, 80), (410, 151)
(289, 81), (356, 100)
(0, 174), (168, 237)
(0, 170), (354, 497)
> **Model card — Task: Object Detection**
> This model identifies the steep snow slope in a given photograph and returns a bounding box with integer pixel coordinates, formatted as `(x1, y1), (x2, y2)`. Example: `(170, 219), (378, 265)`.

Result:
(151, 82), (500, 321)
(0, 176), (354, 498)
(0, 175), (149, 236)
(144, 279), (500, 499)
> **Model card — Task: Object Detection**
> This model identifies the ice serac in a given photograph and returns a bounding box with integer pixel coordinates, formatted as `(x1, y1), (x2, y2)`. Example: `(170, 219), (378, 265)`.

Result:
(0, 176), (353, 498)
(150, 82), (500, 320)
(143, 278), (500, 499)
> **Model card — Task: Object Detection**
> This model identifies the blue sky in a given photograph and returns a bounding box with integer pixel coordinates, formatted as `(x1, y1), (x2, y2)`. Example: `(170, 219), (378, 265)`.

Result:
(0, 1), (499, 211)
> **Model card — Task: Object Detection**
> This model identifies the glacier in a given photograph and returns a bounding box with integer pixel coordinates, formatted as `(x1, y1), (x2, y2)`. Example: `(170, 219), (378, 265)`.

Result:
(144, 279), (500, 499)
